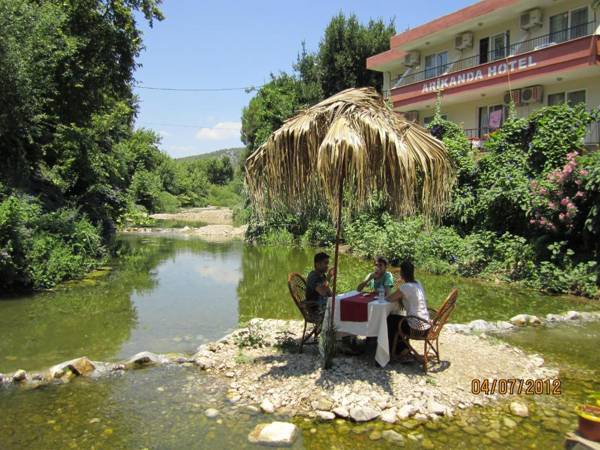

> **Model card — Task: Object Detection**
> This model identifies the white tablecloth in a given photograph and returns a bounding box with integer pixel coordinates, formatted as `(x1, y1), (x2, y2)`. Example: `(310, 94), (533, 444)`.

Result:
(330, 290), (401, 367)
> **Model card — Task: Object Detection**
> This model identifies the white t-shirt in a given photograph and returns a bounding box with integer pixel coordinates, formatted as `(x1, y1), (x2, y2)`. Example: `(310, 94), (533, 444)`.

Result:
(399, 281), (430, 329)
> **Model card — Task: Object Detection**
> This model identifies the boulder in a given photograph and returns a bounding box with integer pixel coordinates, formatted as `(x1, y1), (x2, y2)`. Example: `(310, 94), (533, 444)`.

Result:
(349, 406), (380, 422)
(545, 313), (564, 322)
(50, 357), (95, 378)
(565, 310), (581, 320)
(427, 400), (447, 416)
(510, 401), (529, 417)
(312, 398), (333, 411)
(260, 399), (275, 414)
(468, 320), (492, 332)
(248, 422), (298, 447)
(382, 430), (405, 445)
(315, 410), (335, 421)
(398, 403), (418, 420)
(12, 369), (27, 382)
(494, 321), (514, 331)
(380, 408), (398, 424)
(126, 351), (162, 367)
(509, 314), (541, 327)
(332, 406), (349, 418)
(503, 417), (517, 428)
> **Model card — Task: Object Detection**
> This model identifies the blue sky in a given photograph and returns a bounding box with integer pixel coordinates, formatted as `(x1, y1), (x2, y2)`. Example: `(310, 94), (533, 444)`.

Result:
(134, 0), (473, 158)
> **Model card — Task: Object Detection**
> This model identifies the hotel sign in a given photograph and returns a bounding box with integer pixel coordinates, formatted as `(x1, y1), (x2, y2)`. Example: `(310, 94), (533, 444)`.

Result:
(421, 55), (537, 93)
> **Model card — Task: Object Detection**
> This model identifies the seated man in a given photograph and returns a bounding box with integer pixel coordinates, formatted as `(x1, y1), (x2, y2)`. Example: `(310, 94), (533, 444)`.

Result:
(304, 252), (334, 317)
(385, 260), (431, 359)
(357, 256), (394, 297)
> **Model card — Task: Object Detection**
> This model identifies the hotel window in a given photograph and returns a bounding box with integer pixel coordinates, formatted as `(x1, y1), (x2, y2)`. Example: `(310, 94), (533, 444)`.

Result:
(478, 104), (506, 136)
(547, 90), (586, 107)
(479, 32), (509, 64)
(424, 51), (448, 79)
(550, 7), (589, 43)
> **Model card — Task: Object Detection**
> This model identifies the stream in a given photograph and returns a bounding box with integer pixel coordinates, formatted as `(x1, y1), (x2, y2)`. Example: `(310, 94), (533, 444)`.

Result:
(0, 234), (599, 449)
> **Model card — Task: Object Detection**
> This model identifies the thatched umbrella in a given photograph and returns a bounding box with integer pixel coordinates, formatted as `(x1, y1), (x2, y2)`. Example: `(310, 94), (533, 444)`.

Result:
(245, 87), (454, 365)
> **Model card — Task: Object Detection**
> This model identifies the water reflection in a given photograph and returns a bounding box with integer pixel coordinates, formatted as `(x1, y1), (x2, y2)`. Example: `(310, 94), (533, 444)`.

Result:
(1, 235), (598, 374)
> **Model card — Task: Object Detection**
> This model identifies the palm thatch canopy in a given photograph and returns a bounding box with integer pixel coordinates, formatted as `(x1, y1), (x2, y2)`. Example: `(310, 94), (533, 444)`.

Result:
(245, 87), (455, 219)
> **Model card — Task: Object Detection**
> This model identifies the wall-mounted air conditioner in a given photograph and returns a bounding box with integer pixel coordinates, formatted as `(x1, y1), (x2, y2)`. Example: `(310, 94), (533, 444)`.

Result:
(504, 90), (521, 106)
(520, 85), (543, 104)
(404, 51), (420, 68)
(520, 8), (543, 30)
(455, 32), (474, 50)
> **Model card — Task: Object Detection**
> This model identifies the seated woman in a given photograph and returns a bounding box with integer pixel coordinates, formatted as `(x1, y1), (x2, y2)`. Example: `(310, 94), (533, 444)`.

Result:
(356, 256), (394, 297)
(385, 260), (431, 359)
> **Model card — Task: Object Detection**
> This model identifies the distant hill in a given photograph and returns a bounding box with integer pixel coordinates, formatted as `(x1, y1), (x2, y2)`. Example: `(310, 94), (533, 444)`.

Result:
(176, 147), (245, 165)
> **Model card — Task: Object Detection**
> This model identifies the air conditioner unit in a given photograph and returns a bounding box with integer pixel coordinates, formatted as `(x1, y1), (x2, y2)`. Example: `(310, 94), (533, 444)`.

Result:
(504, 90), (521, 106)
(520, 8), (543, 30)
(404, 51), (420, 68)
(404, 111), (419, 122)
(521, 85), (544, 104)
(455, 32), (474, 50)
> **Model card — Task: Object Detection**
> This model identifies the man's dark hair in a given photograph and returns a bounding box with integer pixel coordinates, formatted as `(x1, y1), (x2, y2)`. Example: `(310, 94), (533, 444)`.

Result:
(314, 252), (330, 264)
(375, 255), (388, 267)
(400, 260), (415, 282)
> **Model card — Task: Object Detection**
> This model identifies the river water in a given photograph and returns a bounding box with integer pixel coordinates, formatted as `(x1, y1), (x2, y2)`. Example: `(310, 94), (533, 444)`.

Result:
(0, 234), (599, 449)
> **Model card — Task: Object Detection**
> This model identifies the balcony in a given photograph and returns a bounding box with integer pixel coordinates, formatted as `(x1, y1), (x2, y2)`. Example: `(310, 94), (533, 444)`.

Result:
(392, 21), (597, 89)
(462, 120), (600, 146)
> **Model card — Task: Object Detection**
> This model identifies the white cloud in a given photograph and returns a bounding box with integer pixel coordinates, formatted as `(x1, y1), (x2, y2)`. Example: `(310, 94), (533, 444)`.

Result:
(195, 121), (241, 141)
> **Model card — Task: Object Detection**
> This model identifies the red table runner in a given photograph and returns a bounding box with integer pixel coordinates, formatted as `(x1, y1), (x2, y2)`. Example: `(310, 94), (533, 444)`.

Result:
(340, 292), (377, 322)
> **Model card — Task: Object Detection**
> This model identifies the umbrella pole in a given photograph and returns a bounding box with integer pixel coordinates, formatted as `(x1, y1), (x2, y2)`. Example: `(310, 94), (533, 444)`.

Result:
(330, 172), (344, 330)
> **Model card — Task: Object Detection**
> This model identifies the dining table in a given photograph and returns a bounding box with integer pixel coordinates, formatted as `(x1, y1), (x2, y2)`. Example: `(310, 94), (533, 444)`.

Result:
(327, 290), (403, 367)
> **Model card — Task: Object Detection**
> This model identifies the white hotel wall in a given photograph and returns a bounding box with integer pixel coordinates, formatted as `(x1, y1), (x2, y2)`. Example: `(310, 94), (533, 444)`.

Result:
(414, 75), (600, 130)
(387, 0), (595, 94)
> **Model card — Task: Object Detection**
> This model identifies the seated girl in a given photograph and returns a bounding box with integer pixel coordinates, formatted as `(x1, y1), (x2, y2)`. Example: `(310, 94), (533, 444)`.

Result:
(385, 260), (431, 358)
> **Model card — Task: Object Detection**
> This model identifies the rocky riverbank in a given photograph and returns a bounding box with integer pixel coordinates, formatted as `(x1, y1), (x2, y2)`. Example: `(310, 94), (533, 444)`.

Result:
(2, 310), (599, 427)
(122, 223), (247, 240)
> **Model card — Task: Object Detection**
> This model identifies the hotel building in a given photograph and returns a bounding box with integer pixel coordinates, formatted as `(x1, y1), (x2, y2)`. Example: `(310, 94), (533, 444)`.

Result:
(367, 0), (600, 144)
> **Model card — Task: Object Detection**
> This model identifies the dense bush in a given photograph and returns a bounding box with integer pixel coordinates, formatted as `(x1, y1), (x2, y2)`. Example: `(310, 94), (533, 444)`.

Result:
(0, 194), (104, 291)
(301, 220), (336, 247)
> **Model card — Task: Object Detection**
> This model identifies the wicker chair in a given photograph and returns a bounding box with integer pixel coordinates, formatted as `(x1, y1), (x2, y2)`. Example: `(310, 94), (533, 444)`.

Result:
(287, 272), (324, 353)
(392, 288), (458, 373)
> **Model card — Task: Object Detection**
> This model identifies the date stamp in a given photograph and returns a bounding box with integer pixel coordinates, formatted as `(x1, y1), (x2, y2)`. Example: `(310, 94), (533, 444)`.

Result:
(471, 378), (561, 395)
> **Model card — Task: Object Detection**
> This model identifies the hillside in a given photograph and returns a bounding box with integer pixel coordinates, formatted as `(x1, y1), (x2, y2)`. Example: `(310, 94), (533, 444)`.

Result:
(176, 147), (245, 165)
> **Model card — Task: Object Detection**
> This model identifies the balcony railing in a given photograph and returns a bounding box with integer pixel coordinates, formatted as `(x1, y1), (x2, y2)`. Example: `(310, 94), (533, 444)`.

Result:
(392, 21), (597, 89)
(462, 120), (600, 145)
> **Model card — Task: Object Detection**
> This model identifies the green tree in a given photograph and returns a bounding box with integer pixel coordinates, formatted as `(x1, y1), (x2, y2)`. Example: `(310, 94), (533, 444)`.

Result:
(315, 13), (395, 97)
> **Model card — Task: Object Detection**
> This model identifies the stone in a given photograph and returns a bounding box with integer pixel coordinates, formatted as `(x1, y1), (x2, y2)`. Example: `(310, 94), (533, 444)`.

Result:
(126, 351), (161, 366)
(349, 406), (380, 422)
(332, 406), (349, 418)
(422, 438), (435, 449)
(398, 404), (418, 420)
(494, 321), (514, 331)
(427, 400), (447, 416)
(468, 319), (492, 332)
(503, 417), (518, 428)
(248, 422), (298, 447)
(510, 401), (529, 417)
(313, 398), (333, 411)
(50, 357), (95, 378)
(509, 314), (541, 327)
(485, 430), (501, 441)
(369, 430), (382, 440)
(205, 408), (219, 418)
(260, 399), (275, 414)
(12, 369), (27, 382)
(315, 410), (335, 421)
(380, 408), (398, 424)
(545, 313), (563, 322)
(565, 310), (581, 320)
(382, 429), (405, 445)
(89, 418), (101, 424)
(414, 413), (428, 421)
